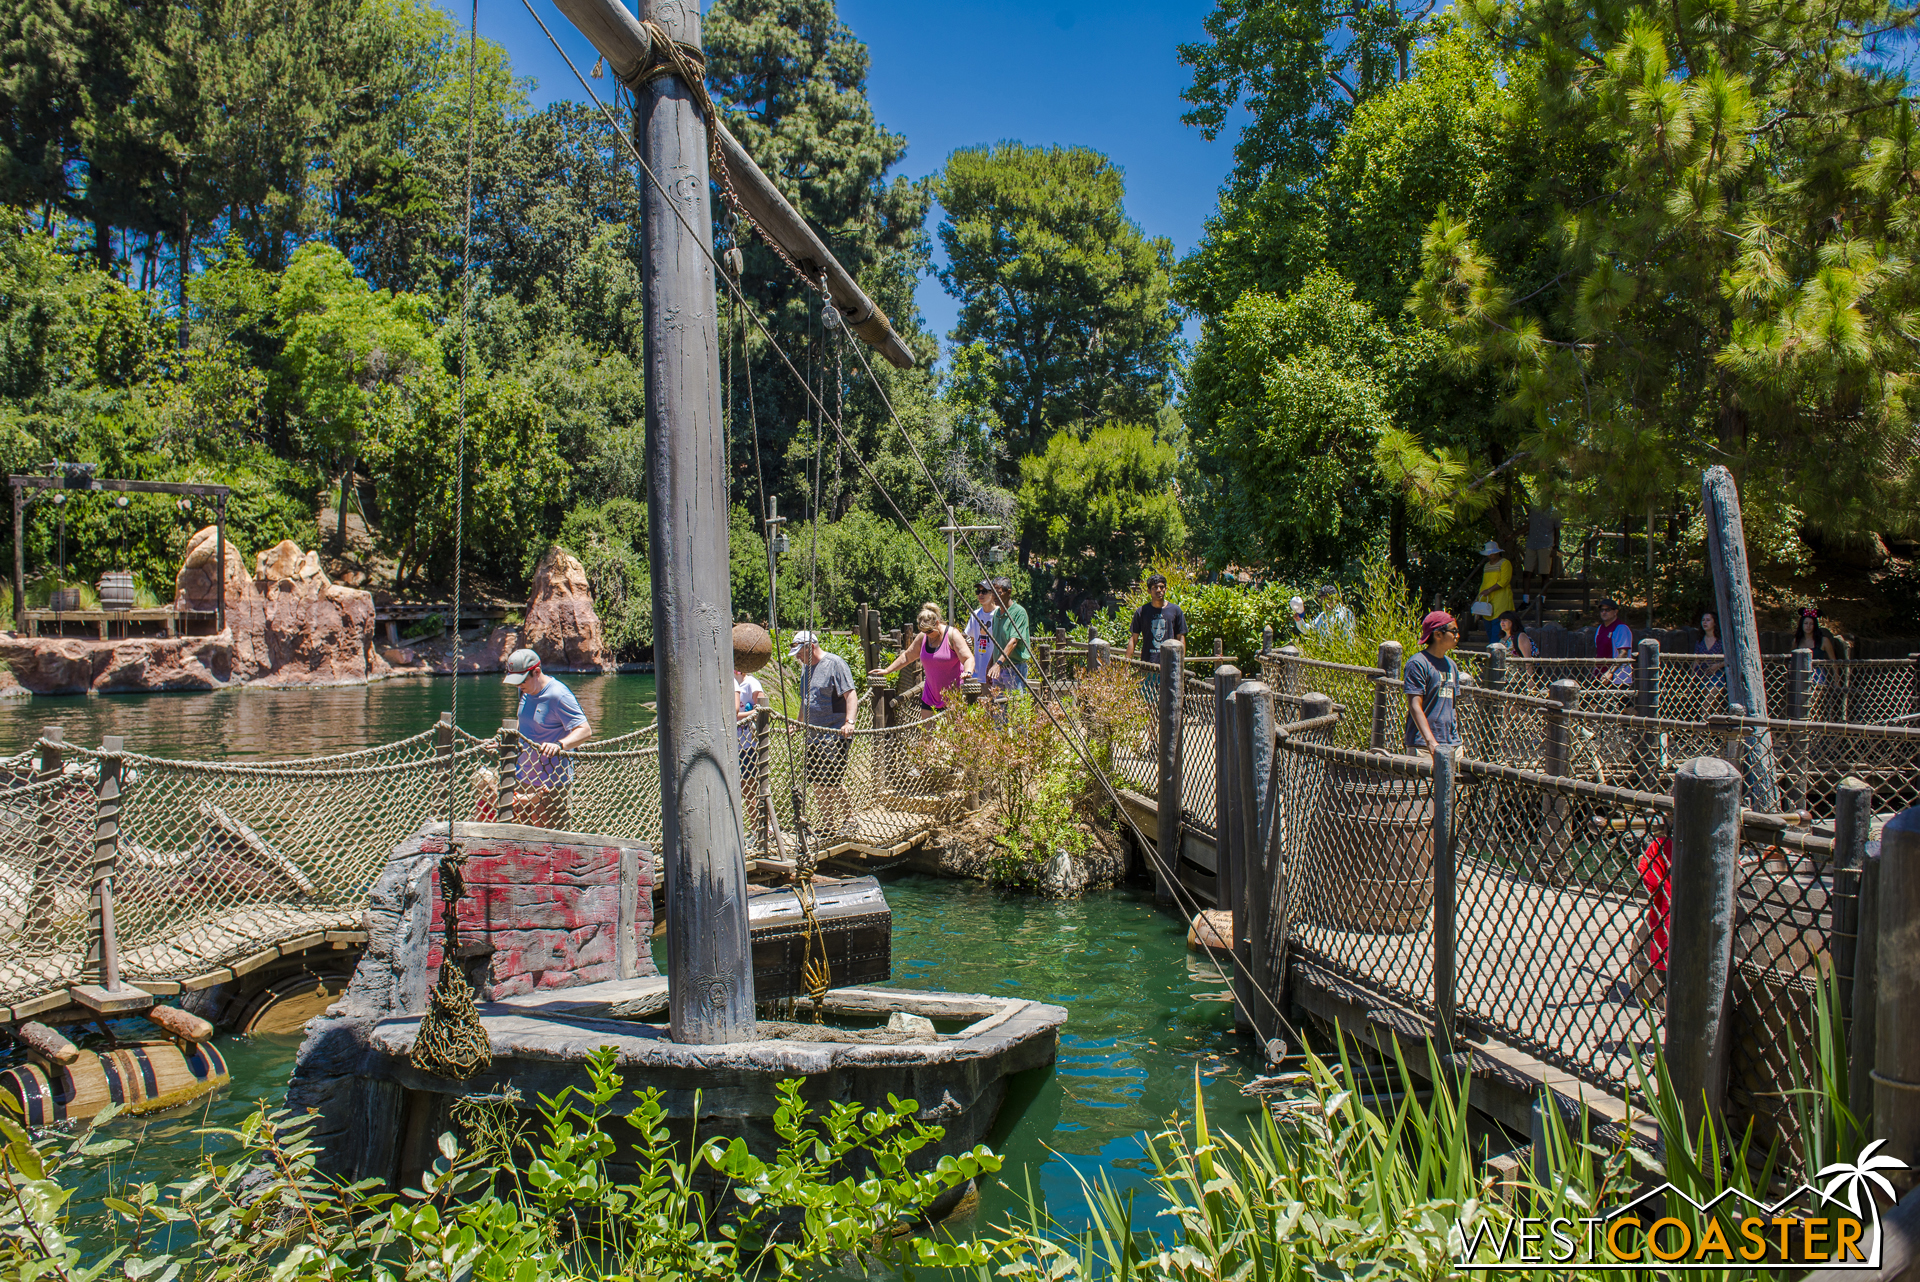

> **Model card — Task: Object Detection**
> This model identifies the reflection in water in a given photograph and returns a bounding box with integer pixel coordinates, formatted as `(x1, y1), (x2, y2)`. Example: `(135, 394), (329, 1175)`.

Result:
(0, 673), (658, 760)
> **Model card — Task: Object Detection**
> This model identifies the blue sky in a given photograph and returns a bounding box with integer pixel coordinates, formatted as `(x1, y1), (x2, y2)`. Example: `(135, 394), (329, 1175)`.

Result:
(457, 0), (1234, 356)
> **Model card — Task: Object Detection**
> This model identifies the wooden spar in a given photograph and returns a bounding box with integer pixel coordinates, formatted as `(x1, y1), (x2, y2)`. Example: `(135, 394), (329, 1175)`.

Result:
(712, 121), (914, 370)
(635, 0), (757, 1044)
(549, 0), (914, 370)
(550, 0), (653, 82)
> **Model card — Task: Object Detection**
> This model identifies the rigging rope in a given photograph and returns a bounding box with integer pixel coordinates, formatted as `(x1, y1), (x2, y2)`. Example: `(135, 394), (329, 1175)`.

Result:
(518, 3), (1297, 1047)
(414, 0), (492, 1080)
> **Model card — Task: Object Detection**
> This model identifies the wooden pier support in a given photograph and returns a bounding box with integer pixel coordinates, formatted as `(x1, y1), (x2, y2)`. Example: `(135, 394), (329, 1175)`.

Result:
(1234, 680), (1276, 1042)
(1876, 806), (1920, 1195)
(1154, 640), (1185, 907)
(1666, 756), (1741, 1131)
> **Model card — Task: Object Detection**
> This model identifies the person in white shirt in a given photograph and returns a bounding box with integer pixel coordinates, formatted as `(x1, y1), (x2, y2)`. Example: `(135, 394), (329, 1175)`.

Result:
(964, 580), (997, 683)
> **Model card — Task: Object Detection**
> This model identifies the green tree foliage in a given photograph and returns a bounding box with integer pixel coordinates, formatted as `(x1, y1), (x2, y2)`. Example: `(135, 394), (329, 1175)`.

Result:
(706, 0), (936, 522)
(1179, 0), (1439, 193)
(1016, 423), (1185, 597)
(1412, 0), (1920, 537)
(1184, 271), (1399, 573)
(1177, 31), (1546, 580)
(273, 242), (440, 542)
(933, 144), (1182, 488)
(557, 498), (651, 657)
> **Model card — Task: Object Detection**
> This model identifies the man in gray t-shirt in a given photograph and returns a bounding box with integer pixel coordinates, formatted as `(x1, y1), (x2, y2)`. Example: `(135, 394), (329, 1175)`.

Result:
(790, 630), (858, 835)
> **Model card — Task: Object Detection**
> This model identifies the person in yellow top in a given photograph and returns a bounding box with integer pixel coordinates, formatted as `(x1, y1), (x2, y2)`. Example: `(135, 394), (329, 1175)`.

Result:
(1473, 539), (1515, 640)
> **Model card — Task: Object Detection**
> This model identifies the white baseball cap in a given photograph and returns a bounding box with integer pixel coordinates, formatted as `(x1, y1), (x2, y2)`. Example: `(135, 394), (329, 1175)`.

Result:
(503, 648), (541, 685)
(788, 630), (818, 656)
(1289, 596), (1304, 612)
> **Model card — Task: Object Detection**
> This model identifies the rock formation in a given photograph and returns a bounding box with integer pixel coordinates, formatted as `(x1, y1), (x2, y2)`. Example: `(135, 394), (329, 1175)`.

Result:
(520, 545), (610, 670)
(250, 539), (382, 686)
(0, 635), (233, 694)
(174, 526), (270, 679)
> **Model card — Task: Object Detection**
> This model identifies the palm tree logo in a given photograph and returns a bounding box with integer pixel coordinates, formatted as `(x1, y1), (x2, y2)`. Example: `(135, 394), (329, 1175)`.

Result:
(1817, 1139), (1907, 1218)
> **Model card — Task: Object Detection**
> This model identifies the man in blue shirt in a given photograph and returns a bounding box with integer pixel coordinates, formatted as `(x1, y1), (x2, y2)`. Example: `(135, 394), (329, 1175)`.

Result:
(504, 648), (592, 827)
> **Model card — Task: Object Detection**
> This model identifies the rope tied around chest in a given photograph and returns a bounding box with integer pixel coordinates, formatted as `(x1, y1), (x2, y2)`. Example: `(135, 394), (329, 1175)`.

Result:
(409, 840), (493, 1080)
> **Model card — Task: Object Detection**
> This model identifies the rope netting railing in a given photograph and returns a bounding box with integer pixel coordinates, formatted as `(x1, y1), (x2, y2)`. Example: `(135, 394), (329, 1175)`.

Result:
(0, 705), (965, 1008)
(95, 742), (500, 987)
(1183, 679), (1219, 835)
(1715, 715), (1920, 820)
(763, 709), (961, 857)
(0, 771), (97, 1010)
(1259, 652), (1381, 749)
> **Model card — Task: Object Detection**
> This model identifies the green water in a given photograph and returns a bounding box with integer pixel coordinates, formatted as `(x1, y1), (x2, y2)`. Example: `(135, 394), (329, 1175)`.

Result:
(2, 676), (1264, 1235)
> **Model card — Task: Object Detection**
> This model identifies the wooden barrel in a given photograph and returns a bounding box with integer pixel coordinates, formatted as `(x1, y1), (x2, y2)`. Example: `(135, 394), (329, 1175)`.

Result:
(0, 1040), (229, 1123)
(1302, 765), (1434, 934)
(50, 586), (80, 612)
(96, 571), (135, 611)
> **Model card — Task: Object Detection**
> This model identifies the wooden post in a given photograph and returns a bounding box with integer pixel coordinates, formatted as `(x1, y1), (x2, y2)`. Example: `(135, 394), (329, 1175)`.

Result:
(1088, 638), (1108, 670)
(1485, 641), (1508, 694)
(1876, 806), (1920, 1194)
(1833, 779), (1873, 1047)
(495, 722), (519, 823)
(635, 0), (754, 1044)
(1371, 641), (1404, 750)
(1262, 624), (1274, 657)
(1786, 648), (1812, 813)
(1155, 640), (1185, 906)
(87, 736), (124, 990)
(435, 711), (453, 760)
(1234, 680), (1275, 1041)
(1850, 813), (1883, 1144)
(214, 492), (227, 634)
(1634, 638), (1660, 790)
(11, 482), (23, 632)
(1213, 665), (1243, 935)
(1666, 756), (1742, 1131)
(1545, 679), (1578, 775)
(1431, 744), (1458, 1050)
(1701, 465), (1778, 809)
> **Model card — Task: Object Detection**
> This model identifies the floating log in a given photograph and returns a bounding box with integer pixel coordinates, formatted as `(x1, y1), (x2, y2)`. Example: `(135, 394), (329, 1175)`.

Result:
(12, 1020), (80, 1065)
(146, 1004), (215, 1043)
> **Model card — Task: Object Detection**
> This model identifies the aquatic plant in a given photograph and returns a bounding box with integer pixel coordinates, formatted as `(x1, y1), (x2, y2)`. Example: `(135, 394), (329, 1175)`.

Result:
(3, 1048), (996, 1281)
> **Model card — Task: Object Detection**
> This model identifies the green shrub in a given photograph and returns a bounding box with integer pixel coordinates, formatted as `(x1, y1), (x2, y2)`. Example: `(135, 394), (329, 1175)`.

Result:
(6, 1048), (997, 1281)
(556, 499), (650, 659)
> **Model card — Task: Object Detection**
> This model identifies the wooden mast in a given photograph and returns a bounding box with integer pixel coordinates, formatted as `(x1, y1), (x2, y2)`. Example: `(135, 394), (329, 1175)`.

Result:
(635, 0), (756, 1043)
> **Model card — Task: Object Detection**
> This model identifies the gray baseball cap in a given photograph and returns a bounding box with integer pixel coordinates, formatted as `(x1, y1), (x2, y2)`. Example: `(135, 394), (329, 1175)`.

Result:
(503, 648), (542, 685)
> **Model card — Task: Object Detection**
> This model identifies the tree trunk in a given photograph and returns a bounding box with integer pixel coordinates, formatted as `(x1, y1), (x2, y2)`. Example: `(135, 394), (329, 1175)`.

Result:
(177, 204), (191, 351)
(94, 216), (113, 270)
(336, 458), (355, 548)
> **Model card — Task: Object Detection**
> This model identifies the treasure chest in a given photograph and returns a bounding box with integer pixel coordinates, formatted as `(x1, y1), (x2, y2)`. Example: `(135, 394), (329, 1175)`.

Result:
(746, 875), (891, 1000)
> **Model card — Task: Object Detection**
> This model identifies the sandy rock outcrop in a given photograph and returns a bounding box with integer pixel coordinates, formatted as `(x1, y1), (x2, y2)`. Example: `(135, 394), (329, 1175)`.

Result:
(521, 546), (611, 670)
(0, 635), (232, 694)
(175, 526), (270, 679)
(249, 539), (380, 686)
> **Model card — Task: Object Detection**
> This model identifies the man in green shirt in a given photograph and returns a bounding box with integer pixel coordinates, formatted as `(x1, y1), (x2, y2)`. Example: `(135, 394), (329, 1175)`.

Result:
(985, 577), (1030, 696)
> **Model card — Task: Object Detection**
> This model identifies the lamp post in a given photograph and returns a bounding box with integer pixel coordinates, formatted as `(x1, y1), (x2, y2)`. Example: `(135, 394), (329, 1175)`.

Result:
(938, 523), (1000, 627)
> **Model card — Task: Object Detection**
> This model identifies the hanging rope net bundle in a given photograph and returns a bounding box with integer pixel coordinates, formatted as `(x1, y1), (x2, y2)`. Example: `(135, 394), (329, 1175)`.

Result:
(409, 843), (492, 1079)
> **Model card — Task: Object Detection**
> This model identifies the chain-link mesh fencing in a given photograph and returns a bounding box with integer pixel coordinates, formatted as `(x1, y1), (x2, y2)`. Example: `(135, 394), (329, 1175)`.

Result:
(1278, 741), (1436, 1017)
(1727, 815), (1845, 1158)
(1451, 760), (1669, 1092)
(1720, 717), (1920, 820)
(1105, 656), (1163, 797)
(1499, 656), (1637, 702)
(1182, 677), (1219, 836)
(1458, 687), (1556, 772)
(1259, 652), (1382, 749)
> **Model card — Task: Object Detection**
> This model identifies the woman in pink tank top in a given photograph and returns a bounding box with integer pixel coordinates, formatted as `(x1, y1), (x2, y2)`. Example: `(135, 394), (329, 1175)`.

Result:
(871, 603), (974, 712)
